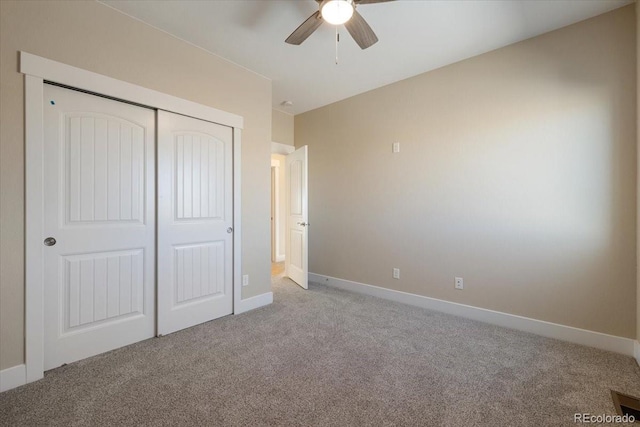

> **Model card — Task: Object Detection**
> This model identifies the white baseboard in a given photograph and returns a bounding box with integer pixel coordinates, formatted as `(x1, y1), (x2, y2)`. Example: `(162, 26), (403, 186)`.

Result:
(634, 341), (640, 367)
(234, 292), (273, 315)
(309, 273), (635, 357)
(0, 364), (26, 393)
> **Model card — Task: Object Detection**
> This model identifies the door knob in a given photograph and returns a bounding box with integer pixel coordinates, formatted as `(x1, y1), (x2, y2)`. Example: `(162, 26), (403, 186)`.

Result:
(297, 222), (309, 227)
(227, 227), (233, 233)
(44, 237), (57, 246)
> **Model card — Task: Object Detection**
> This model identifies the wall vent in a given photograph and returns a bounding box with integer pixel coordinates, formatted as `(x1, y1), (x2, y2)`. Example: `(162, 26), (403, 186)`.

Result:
(611, 390), (640, 423)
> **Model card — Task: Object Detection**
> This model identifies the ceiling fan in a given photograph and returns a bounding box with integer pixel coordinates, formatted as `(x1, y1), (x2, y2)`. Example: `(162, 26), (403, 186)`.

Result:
(285, 0), (394, 50)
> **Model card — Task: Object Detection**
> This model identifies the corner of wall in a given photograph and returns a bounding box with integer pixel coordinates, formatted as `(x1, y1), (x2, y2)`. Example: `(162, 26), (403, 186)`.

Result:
(271, 109), (295, 147)
(235, 291), (273, 315)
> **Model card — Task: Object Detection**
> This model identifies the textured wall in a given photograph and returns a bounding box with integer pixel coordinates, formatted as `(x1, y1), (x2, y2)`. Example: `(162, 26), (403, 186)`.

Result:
(296, 6), (636, 338)
(0, 0), (272, 370)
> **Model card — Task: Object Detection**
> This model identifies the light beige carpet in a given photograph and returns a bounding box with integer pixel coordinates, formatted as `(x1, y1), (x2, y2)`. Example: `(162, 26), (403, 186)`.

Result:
(1, 274), (639, 426)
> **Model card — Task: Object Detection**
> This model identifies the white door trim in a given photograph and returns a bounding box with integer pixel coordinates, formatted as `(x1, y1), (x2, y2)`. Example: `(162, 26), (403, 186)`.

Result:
(232, 128), (243, 317)
(22, 51), (243, 385)
(20, 52), (243, 129)
(271, 159), (282, 263)
(25, 74), (45, 383)
(271, 141), (295, 155)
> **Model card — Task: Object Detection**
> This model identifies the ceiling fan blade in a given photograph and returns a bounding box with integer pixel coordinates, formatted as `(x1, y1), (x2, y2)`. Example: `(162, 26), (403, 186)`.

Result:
(356, 0), (395, 4)
(344, 10), (378, 49)
(285, 11), (323, 45)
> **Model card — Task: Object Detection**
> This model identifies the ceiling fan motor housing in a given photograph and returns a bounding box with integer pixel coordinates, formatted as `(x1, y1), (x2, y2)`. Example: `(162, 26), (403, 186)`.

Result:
(320, 0), (355, 26)
(286, 0), (391, 49)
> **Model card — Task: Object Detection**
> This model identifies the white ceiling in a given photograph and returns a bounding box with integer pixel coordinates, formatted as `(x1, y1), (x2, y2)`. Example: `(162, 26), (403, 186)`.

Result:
(101, 0), (632, 115)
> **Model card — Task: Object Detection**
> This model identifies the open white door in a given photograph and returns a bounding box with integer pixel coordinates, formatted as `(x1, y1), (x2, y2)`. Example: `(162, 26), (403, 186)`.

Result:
(285, 146), (308, 289)
(157, 111), (233, 335)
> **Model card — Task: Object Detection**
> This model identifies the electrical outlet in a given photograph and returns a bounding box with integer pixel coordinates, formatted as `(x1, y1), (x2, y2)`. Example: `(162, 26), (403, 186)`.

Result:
(455, 277), (463, 290)
(393, 268), (400, 279)
(392, 142), (400, 153)
(242, 275), (249, 287)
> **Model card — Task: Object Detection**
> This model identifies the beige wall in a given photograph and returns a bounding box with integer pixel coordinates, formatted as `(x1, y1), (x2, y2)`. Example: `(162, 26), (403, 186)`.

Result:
(0, 0), (272, 370)
(272, 109), (295, 146)
(296, 5), (637, 338)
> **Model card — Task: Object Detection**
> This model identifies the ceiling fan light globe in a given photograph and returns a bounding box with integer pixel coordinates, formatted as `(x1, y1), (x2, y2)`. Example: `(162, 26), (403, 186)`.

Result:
(321, 0), (354, 25)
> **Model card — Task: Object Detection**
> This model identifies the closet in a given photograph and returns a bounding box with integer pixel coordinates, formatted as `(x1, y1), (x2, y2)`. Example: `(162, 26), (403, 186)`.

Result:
(40, 84), (235, 370)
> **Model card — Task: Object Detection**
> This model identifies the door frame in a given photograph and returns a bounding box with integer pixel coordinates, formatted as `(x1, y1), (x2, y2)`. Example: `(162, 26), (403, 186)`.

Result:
(270, 159), (281, 263)
(21, 51), (243, 384)
(271, 142), (294, 265)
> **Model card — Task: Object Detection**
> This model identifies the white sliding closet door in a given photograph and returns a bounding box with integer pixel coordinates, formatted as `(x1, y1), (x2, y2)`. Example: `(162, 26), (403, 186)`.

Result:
(43, 84), (156, 370)
(157, 111), (234, 335)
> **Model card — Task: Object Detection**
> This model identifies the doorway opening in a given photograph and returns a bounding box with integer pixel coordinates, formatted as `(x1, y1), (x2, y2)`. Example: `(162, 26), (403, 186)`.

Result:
(271, 155), (286, 278)
(270, 142), (307, 289)
(270, 142), (294, 279)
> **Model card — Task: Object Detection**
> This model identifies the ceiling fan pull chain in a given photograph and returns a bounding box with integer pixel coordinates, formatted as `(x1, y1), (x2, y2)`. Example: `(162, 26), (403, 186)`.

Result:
(335, 27), (339, 65)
